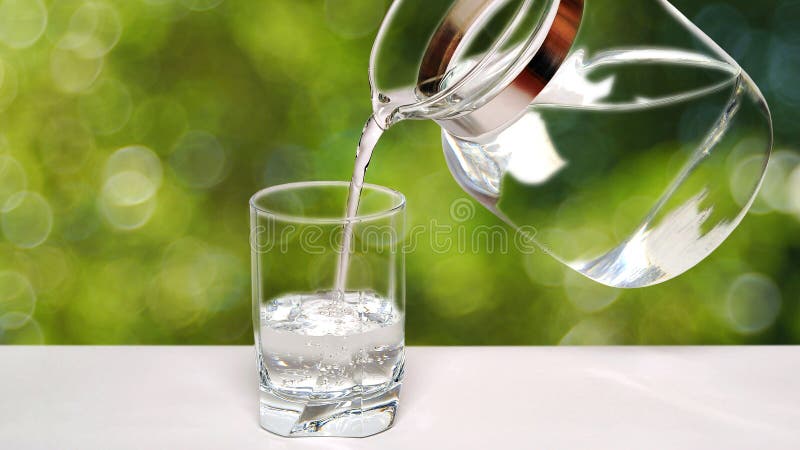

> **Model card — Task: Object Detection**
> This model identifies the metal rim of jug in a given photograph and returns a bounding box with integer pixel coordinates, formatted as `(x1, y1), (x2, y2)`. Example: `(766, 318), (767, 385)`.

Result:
(418, 0), (583, 138)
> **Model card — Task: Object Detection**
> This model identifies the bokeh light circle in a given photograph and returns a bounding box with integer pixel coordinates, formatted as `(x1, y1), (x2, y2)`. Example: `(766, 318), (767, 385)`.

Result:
(39, 118), (95, 174)
(78, 78), (133, 135)
(0, 155), (27, 212)
(131, 97), (189, 150)
(205, 249), (246, 312)
(726, 273), (781, 334)
(563, 270), (621, 313)
(692, 3), (751, 60)
(99, 177), (157, 230)
(774, 0), (800, 44)
(100, 146), (162, 230)
(147, 238), (220, 329)
(324, 0), (385, 39)
(613, 196), (655, 241)
(52, 181), (99, 242)
(142, 182), (194, 240)
(25, 245), (72, 295)
(768, 37), (800, 108)
(0, 317), (43, 344)
(522, 239), (565, 288)
(61, 2), (122, 58)
(256, 144), (311, 186)
(730, 154), (771, 214)
(0, 57), (19, 111)
(180, 0), (225, 12)
(94, 258), (149, 315)
(104, 145), (163, 189)
(0, 270), (36, 330)
(0, 0), (48, 49)
(170, 131), (227, 189)
(425, 256), (492, 317)
(1, 191), (53, 248)
(560, 318), (619, 345)
(103, 171), (157, 206)
(789, 164), (800, 219)
(758, 150), (800, 213)
(50, 43), (104, 93)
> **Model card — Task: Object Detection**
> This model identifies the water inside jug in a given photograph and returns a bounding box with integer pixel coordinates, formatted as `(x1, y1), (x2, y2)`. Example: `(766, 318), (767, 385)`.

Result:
(357, 0), (772, 288)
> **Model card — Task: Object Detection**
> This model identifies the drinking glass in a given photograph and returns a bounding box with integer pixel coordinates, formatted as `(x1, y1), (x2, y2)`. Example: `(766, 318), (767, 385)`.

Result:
(250, 181), (406, 437)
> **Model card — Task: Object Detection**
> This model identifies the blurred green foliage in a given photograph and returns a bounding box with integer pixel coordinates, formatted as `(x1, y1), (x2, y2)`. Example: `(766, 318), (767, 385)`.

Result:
(0, 0), (798, 344)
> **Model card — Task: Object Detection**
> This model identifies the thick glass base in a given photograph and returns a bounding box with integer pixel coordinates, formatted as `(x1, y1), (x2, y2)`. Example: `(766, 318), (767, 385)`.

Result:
(259, 383), (401, 437)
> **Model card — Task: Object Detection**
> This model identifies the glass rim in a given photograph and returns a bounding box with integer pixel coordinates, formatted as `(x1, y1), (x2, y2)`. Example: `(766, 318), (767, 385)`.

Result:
(249, 181), (406, 224)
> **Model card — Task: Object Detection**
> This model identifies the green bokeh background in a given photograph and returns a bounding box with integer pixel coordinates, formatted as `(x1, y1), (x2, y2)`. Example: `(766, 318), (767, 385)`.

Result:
(0, 0), (798, 344)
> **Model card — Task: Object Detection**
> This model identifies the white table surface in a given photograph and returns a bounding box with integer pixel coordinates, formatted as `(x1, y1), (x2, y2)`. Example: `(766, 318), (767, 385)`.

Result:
(0, 346), (798, 449)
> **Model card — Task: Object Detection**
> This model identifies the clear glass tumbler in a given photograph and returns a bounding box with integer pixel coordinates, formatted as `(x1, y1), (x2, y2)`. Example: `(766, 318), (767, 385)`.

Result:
(250, 181), (406, 437)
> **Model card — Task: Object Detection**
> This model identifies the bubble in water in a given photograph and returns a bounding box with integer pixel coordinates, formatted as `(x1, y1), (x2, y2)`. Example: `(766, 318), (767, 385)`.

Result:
(170, 131), (227, 189)
(324, 0), (385, 39)
(61, 2), (122, 58)
(50, 44), (104, 93)
(180, 0), (225, 11)
(0, 155), (27, 212)
(78, 78), (133, 135)
(0, 271), (36, 330)
(1, 191), (53, 248)
(726, 273), (781, 334)
(563, 270), (621, 313)
(105, 145), (163, 189)
(0, 0), (48, 49)
(38, 118), (95, 174)
(0, 57), (19, 111)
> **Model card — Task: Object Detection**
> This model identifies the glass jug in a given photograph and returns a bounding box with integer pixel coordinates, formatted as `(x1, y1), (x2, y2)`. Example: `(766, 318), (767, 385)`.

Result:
(368, 0), (772, 288)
